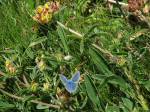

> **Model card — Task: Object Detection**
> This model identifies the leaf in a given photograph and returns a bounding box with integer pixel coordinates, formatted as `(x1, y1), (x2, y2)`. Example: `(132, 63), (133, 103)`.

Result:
(36, 104), (49, 110)
(29, 37), (47, 47)
(25, 48), (34, 59)
(77, 0), (91, 14)
(108, 76), (129, 89)
(89, 48), (113, 76)
(122, 98), (133, 111)
(0, 101), (15, 109)
(84, 75), (101, 110)
(79, 96), (88, 109)
(130, 29), (148, 41)
(84, 23), (99, 38)
(105, 105), (120, 112)
(26, 0), (35, 9)
(80, 39), (84, 54)
(140, 80), (150, 92)
(57, 26), (69, 53)
(92, 74), (129, 90)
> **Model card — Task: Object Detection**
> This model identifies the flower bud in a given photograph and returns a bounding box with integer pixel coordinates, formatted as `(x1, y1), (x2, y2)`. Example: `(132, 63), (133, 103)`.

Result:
(42, 83), (50, 92)
(30, 82), (38, 92)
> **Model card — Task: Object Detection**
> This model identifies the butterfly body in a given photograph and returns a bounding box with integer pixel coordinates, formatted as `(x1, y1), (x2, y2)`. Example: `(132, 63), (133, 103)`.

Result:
(60, 71), (80, 93)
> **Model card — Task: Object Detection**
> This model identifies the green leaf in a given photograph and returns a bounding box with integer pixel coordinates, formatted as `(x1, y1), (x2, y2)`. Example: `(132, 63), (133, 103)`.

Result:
(79, 96), (88, 109)
(92, 74), (129, 90)
(84, 23), (99, 38)
(80, 39), (84, 54)
(105, 105), (120, 112)
(140, 80), (150, 92)
(84, 75), (101, 110)
(0, 101), (15, 109)
(26, 0), (35, 9)
(57, 26), (69, 53)
(122, 98), (133, 111)
(25, 48), (34, 59)
(89, 48), (113, 76)
(36, 104), (49, 110)
(77, 0), (90, 13)
(29, 37), (47, 47)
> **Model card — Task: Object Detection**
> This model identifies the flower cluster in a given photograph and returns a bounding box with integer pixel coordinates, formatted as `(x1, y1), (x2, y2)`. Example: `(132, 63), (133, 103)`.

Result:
(5, 59), (16, 74)
(33, 1), (60, 24)
(35, 55), (46, 71)
(30, 82), (38, 92)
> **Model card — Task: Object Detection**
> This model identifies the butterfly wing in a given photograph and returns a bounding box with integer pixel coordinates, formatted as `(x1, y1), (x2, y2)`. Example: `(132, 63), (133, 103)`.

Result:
(65, 80), (77, 93)
(71, 71), (80, 83)
(60, 74), (68, 86)
(60, 71), (80, 93)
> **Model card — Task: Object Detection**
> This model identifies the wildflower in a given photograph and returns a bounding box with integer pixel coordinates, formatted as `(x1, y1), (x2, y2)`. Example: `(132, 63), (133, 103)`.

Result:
(36, 5), (43, 14)
(41, 12), (52, 24)
(30, 82), (38, 92)
(50, 1), (60, 13)
(117, 56), (126, 66)
(5, 59), (16, 74)
(42, 82), (50, 92)
(55, 53), (63, 62)
(35, 57), (46, 71)
(44, 2), (51, 10)
(32, 1), (60, 24)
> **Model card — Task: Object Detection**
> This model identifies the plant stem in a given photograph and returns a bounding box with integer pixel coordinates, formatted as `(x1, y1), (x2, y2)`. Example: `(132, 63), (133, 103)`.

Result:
(123, 68), (149, 110)
(0, 89), (60, 109)
(57, 21), (83, 39)
(107, 0), (128, 6)
(115, 0), (127, 20)
(57, 21), (149, 110)
(57, 21), (113, 56)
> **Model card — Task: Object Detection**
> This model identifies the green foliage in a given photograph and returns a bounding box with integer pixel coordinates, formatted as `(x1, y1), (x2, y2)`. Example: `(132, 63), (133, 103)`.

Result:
(0, 0), (150, 111)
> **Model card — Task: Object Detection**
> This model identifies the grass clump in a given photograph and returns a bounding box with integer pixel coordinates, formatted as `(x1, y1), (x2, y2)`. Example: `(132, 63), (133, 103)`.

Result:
(0, 0), (150, 111)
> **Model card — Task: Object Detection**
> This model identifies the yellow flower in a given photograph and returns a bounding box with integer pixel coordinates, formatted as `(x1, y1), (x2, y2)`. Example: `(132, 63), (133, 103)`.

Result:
(5, 59), (11, 67)
(36, 57), (47, 71)
(44, 2), (50, 10)
(42, 83), (50, 92)
(40, 11), (52, 24)
(38, 60), (46, 71)
(5, 59), (16, 74)
(117, 56), (126, 66)
(32, 1), (59, 24)
(36, 5), (43, 14)
(30, 82), (38, 92)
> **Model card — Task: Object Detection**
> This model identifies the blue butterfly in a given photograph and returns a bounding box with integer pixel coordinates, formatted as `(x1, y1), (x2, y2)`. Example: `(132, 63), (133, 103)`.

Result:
(60, 71), (80, 93)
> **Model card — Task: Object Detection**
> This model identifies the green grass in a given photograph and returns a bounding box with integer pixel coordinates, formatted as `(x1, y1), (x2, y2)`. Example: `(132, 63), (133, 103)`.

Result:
(0, 0), (150, 111)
